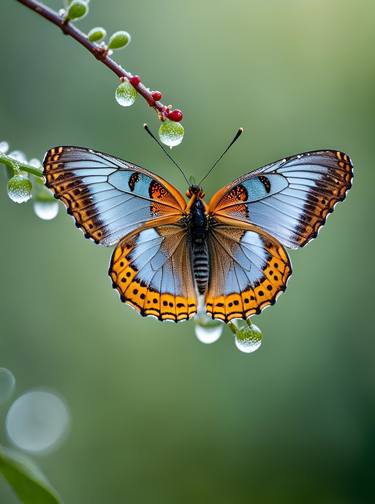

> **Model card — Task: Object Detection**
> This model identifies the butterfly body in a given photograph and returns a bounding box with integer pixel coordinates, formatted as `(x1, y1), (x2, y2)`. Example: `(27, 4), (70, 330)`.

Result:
(43, 147), (353, 323)
(187, 189), (210, 295)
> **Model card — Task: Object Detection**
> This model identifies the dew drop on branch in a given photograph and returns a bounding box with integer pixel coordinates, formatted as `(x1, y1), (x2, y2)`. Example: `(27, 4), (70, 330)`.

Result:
(29, 158), (42, 169)
(195, 323), (223, 344)
(234, 323), (263, 353)
(33, 200), (59, 220)
(7, 174), (32, 204)
(115, 81), (137, 107)
(0, 141), (9, 154)
(8, 150), (27, 163)
(158, 120), (184, 148)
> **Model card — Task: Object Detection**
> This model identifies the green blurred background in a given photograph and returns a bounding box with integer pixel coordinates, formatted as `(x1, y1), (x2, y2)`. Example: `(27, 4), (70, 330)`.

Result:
(1, 0), (374, 502)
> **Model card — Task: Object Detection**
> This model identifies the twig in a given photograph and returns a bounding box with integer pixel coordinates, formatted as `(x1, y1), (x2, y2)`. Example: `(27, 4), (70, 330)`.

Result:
(0, 152), (43, 178)
(16, 0), (181, 121)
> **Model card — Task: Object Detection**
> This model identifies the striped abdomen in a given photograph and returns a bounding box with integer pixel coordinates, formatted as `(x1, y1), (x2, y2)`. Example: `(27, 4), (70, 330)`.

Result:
(192, 239), (209, 294)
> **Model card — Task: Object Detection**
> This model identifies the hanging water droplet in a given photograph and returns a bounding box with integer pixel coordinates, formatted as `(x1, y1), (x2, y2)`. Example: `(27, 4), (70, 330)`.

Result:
(6, 390), (70, 454)
(115, 80), (137, 107)
(0, 368), (16, 406)
(159, 120), (184, 148)
(7, 174), (32, 204)
(234, 322), (263, 354)
(8, 150), (27, 163)
(194, 314), (223, 344)
(0, 141), (9, 153)
(28, 158), (42, 169)
(195, 323), (223, 344)
(33, 200), (59, 220)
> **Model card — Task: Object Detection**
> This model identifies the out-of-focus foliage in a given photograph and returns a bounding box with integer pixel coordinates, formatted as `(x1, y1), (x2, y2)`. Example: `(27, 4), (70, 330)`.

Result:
(0, 446), (61, 504)
(1, 0), (374, 503)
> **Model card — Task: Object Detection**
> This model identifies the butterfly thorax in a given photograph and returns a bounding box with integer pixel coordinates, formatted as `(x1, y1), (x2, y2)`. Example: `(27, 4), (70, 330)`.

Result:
(188, 194), (210, 295)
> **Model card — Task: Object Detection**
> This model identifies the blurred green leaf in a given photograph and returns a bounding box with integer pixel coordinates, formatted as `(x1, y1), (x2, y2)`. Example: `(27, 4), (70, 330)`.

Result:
(0, 445), (61, 504)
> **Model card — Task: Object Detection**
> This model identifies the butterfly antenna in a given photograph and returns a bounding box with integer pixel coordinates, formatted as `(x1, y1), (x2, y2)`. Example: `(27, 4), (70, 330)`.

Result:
(198, 128), (244, 185)
(143, 123), (189, 185)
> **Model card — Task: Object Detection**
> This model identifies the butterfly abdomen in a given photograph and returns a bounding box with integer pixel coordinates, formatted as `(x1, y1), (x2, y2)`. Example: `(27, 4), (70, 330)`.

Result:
(190, 198), (210, 295)
(192, 241), (209, 294)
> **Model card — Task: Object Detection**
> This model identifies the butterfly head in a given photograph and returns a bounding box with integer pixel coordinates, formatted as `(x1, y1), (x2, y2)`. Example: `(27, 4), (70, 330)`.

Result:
(186, 185), (205, 199)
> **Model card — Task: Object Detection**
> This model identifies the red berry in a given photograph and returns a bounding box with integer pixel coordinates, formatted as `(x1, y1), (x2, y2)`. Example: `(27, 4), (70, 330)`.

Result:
(152, 91), (162, 101)
(167, 109), (183, 122)
(130, 75), (141, 86)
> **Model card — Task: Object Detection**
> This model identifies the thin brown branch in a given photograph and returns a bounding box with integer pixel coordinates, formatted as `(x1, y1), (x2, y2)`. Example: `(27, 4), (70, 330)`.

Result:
(16, 0), (183, 122)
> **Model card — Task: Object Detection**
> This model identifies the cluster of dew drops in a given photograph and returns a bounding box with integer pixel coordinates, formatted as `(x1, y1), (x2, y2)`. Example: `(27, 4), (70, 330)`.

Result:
(0, 141), (59, 220)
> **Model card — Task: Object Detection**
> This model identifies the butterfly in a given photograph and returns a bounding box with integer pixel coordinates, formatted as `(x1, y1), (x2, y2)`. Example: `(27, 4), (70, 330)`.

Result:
(43, 144), (353, 323)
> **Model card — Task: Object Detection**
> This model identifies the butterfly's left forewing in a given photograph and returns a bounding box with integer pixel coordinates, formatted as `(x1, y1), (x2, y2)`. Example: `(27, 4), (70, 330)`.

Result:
(208, 150), (353, 249)
(44, 146), (186, 246)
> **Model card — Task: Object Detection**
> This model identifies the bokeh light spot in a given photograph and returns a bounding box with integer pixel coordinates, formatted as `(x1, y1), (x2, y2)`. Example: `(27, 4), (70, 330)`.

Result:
(6, 390), (70, 454)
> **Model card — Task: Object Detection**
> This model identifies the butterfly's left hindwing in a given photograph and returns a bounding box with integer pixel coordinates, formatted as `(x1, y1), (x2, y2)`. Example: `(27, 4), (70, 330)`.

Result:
(44, 146), (186, 246)
(109, 223), (197, 322)
(206, 219), (292, 322)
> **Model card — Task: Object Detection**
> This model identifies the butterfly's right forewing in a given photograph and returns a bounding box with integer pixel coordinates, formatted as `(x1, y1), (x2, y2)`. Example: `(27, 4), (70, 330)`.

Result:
(44, 146), (186, 246)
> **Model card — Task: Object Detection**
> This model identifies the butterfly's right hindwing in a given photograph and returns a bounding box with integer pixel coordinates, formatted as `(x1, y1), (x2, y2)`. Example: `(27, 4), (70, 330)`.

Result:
(109, 223), (197, 322)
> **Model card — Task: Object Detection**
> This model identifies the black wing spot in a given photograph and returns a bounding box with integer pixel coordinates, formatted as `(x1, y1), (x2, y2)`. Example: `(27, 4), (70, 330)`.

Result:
(258, 175), (271, 193)
(128, 172), (140, 192)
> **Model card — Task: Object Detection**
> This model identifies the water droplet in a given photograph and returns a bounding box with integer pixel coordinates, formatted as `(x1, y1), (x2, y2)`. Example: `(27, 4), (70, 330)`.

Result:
(7, 174), (32, 204)
(0, 368), (16, 405)
(8, 150), (27, 163)
(158, 120), (184, 148)
(195, 323), (223, 344)
(234, 323), (262, 353)
(58, 9), (66, 17)
(115, 81), (137, 107)
(6, 390), (70, 454)
(29, 158), (42, 169)
(0, 141), (9, 153)
(33, 200), (59, 220)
